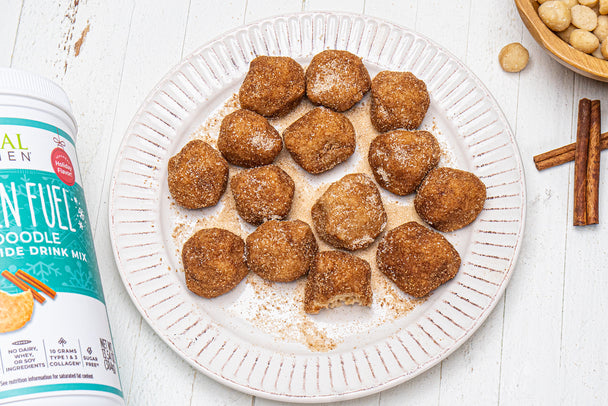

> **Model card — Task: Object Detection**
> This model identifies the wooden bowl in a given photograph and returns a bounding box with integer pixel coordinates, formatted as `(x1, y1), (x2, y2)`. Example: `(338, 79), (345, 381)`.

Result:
(515, 0), (608, 81)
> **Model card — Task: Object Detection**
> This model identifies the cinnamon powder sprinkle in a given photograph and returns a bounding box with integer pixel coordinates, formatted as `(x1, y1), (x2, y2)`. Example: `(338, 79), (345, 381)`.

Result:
(74, 22), (90, 57)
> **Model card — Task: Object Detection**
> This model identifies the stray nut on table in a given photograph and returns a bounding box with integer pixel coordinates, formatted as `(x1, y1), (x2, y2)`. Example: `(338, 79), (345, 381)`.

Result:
(499, 42), (530, 72)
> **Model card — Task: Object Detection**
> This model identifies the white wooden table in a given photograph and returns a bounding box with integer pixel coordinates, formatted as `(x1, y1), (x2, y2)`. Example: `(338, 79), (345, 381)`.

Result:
(3, 1), (607, 404)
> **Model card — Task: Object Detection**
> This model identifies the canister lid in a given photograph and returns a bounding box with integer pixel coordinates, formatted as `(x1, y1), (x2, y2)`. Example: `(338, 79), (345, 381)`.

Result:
(0, 68), (76, 129)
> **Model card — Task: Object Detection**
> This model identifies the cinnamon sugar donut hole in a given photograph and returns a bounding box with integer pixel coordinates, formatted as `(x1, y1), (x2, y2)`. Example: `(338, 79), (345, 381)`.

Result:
(415, 167), (486, 232)
(305, 50), (371, 112)
(283, 107), (356, 174)
(370, 71), (430, 132)
(311, 173), (387, 251)
(167, 140), (228, 209)
(304, 251), (372, 314)
(182, 228), (248, 298)
(377, 222), (460, 298)
(368, 130), (440, 196)
(218, 109), (282, 168)
(230, 165), (295, 225)
(239, 56), (305, 117)
(246, 220), (318, 282)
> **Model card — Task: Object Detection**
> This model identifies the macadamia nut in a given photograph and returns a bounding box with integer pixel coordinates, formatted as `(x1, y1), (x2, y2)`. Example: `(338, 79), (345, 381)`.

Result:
(571, 5), (598, 30)
(594, 15), (608, 40)
(592, 44), (606, 58)
(602, 39), (608, 57)
(570, 28), (600, 52)
(558, 24), (577, 42)
(594, 5), (602, 16)
(539, 1), (572, 31)
(579, 0), (599, 7)
(498, 43), (530, 72)
(561, 0), (579, 8)
(543, 1), (608, 59)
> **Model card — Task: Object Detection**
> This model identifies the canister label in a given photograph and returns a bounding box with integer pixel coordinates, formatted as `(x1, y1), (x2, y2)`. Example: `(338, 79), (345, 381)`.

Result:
(0, 118), (123, 402)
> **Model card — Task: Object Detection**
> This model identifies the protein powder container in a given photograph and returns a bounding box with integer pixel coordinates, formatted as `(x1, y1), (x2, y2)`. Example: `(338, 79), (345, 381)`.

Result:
(0, 68), (124, 405)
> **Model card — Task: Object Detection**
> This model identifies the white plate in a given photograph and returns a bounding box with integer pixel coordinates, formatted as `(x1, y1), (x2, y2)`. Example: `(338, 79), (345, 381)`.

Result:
(109, 12), (526, 403)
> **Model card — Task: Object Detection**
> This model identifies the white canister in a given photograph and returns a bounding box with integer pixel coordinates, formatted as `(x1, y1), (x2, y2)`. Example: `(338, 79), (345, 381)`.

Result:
(0, 68), (124, 405)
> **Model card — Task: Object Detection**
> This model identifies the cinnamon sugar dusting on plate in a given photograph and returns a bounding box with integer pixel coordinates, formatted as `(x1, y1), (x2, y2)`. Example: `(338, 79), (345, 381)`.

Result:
(169, 92), (449, 352)
(238, 274), (338, 352)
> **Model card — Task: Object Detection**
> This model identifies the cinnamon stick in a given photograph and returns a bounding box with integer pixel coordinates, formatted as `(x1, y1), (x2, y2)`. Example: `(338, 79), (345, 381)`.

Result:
(15, 270), (56, 299)
(574, 98), (592, 226)
(1, 270), (45, 303)
(534, 131), (608, 171)
(586, 100), (601, 225)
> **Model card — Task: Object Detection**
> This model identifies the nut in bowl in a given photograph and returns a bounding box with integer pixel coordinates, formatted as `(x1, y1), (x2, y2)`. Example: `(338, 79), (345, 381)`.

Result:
(515, 0), (608, 81)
